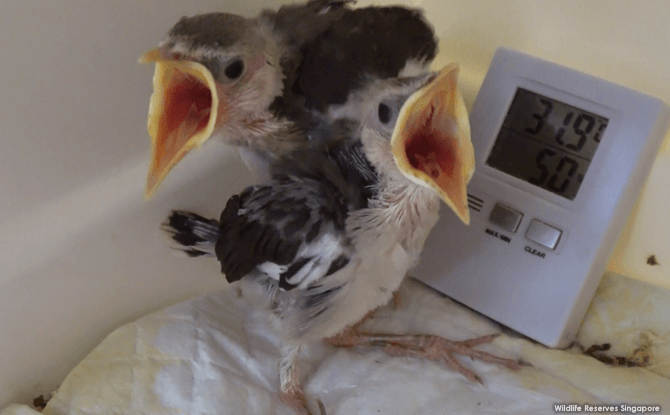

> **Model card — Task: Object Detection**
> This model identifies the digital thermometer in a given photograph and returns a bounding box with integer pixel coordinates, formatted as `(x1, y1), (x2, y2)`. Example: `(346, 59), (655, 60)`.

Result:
(415, 47), (670, 347)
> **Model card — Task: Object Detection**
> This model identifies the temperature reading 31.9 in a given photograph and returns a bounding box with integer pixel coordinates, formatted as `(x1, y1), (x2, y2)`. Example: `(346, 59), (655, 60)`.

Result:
(486, 88), (609, 200)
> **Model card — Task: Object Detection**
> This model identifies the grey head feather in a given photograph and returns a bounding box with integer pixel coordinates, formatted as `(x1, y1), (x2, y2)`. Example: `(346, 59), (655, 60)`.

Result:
(264, 0), (354, 52)
(167, 13), (252, 51)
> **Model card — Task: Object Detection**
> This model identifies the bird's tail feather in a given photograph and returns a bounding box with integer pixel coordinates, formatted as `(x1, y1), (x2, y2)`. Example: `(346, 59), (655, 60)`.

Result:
(161, 211), (220, 258)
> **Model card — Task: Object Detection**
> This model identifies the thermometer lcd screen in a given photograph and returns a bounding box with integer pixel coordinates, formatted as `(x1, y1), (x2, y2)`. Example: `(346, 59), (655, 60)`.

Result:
(486, 88), (609, 200)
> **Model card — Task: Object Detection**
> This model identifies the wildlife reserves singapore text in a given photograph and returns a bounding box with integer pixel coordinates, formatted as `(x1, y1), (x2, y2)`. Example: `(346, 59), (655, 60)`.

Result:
(554, 404), (661, 413)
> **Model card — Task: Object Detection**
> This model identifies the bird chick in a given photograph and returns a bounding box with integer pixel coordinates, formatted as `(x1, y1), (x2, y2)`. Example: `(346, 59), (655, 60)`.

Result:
(161, 65), (517, 414)
(139, 0), (437, 197)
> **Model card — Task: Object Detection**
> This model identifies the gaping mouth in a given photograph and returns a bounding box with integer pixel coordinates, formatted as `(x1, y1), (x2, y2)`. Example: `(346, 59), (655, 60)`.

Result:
(140, 49), (224, 199)
(391, 63), (475, 224)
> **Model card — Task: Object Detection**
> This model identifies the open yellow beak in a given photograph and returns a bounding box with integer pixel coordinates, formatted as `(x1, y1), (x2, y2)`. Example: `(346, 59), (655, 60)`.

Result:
(139, 48), (226, 199)
(391, 63), (475, 225)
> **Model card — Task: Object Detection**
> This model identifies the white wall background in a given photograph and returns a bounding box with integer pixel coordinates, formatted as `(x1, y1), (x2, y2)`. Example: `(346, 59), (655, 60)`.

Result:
(0, 0), (668, 407)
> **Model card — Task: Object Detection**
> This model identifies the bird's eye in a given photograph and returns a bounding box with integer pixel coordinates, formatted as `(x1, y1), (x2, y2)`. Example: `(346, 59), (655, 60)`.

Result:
(378, 103), (392, 124)
(173, 53), (182, 60)
(225, 59), (244, 79)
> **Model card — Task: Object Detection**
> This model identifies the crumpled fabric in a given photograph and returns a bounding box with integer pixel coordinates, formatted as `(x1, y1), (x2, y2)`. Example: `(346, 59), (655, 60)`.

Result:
(3, 272), (669, 415)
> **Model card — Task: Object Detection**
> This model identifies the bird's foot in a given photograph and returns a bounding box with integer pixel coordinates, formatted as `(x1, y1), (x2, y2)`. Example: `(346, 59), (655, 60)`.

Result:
(280, 388), (309, 415)
(327, 329), (525, 384)
(280, 390), (327, 415)
(279, 344), (326, 415)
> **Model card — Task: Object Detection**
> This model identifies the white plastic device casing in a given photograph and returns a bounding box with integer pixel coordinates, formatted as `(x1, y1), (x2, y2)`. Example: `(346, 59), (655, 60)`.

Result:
(414, 47), (670, 347)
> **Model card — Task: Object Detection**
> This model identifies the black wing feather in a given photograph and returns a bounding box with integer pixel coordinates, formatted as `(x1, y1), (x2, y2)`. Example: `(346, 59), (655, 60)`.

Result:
(216, 191), (301, 282)
(214, 138), (378, 288)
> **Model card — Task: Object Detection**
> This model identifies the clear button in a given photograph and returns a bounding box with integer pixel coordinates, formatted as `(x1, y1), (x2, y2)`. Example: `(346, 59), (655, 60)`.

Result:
(526, 220), (562, 250)
(489, 203), (523, 233)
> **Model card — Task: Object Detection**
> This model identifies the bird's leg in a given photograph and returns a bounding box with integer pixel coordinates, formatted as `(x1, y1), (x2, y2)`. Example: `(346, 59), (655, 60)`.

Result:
(280, 293), (405, 411)
(356, 290), (403, 327)
(279, 345), (309, 414)
(326, 290), (403, 345)
(326, 330), (524, 384)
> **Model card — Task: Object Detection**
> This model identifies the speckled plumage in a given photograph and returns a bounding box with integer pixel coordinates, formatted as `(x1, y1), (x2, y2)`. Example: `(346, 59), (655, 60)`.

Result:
(163, 95), (453, 415)
(162, 73), (441, 348)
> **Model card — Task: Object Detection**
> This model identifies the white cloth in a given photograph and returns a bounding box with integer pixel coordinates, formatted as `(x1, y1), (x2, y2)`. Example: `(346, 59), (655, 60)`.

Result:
(3, 272), (670, 415)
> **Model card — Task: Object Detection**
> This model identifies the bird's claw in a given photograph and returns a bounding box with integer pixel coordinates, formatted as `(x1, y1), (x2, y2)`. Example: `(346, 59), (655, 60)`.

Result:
(280, 388), (327, 415)
(384, 334), (523, 383)
(316, 398), (327, 415)
(328, 330), (525, 384)
(280, 389), (309, 415)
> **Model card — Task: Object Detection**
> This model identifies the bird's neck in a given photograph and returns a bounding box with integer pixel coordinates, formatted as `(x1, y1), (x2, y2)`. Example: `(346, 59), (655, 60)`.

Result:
(378, 178), (441, 224)
(352, 179), (441, 259)
(385, 182), (441, 258)
(220, 114), (305, 155)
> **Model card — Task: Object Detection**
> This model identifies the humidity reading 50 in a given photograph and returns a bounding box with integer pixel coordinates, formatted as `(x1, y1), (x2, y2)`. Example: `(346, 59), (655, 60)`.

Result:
(486, 88), (609, 200)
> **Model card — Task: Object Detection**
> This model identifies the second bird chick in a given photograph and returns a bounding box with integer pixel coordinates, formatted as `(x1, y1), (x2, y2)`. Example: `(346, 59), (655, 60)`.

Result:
(162, 65), (521, 414)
